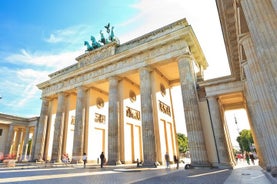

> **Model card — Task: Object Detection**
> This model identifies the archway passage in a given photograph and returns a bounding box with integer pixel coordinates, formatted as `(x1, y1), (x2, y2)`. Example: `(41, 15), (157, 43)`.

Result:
(214, 92), (258, 167)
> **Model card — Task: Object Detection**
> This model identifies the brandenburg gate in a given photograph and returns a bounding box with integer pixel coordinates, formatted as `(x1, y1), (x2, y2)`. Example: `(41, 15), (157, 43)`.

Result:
(34, 18), (211, 166)
(2, 0), (277, 177)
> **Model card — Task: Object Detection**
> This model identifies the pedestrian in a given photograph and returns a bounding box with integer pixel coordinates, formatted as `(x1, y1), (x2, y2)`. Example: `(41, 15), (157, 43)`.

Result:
(83, 153), (87, 168)
(245, 152), (250, 165)
(174, 155), (179, 169)
(249, 152), (255, 165)
(100, 152), (105, 168)
(62, 153), (67, 164)
(165, 152), (170, 168)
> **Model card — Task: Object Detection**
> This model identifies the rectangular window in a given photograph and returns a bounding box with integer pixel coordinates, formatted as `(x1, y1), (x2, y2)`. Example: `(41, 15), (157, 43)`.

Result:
(0, 129), (2, 136)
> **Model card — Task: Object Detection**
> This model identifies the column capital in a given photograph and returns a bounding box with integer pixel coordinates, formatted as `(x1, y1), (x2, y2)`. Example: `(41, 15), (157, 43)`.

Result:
(76, 86), (88, 92)
(139, 66), (153, 73)
(40, 97), (50, 101)
(176, 54), (192, 63)
(108, 76), (122, 82)
(57, 92), (67, 97)
(23, 126), (30, 133)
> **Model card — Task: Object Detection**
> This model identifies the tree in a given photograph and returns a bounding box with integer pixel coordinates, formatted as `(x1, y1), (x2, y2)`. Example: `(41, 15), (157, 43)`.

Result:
(236, 129), (254, 152)
(177, 133), (189, 154)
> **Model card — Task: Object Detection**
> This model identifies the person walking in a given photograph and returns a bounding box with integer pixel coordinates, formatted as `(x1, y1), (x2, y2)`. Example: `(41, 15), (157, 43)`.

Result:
(249, 152), (255, 165)
(100, 152), (105, 168)
(165, 152), (170, 168)
(82, 153), (87, 168)
(245, 152), (250, 165)
(174, 155), (179, 169)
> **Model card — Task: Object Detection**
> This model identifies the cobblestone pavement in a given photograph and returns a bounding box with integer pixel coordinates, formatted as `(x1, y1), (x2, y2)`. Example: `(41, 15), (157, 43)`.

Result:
(0, 163), (275, 184)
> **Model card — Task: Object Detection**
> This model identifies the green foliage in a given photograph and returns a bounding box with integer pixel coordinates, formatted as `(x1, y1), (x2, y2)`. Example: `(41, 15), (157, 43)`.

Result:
(236, 129), (254, 152)
(177, 133), (189, 153)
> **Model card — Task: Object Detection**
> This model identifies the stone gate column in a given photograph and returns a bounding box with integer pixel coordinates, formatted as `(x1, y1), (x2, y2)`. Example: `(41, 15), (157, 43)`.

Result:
(22, 127), (30, 161)
(4, 125), (14, 155)
(31, 122), (38, 161)
(72, 86), (86, 163)
(107, 76), (121, 165)
(14, 128), (23, 159)
(169, 88), (179, 158)
(51, 93), (66, 162)
(177, 55), (209, 167)
(207, 96), (231, 168)
(239, 0), (277, 122)
(243, 80), (266, 167)
(239, 0), (277, 95)
(139, 67), (157, 165)
(34, 98), (49, 161)
(240, 34), (277, 170)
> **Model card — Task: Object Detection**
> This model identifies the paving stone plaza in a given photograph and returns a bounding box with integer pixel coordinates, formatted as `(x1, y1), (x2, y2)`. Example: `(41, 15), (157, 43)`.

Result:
(0, 162), (276, 184)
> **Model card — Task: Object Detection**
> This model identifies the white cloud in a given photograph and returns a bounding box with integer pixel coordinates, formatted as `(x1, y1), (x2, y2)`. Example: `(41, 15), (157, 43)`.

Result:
(44, 25), (91, 44)
(17, 68), (49, 84)
(0, 67), (47, 111)
(46, 34), (62, 43)
(5, 49), (83, 70)
(1, 25), (91, 115)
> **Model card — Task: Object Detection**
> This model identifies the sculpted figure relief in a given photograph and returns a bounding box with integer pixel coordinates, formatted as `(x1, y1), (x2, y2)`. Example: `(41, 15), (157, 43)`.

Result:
(84, 23), (119, 52)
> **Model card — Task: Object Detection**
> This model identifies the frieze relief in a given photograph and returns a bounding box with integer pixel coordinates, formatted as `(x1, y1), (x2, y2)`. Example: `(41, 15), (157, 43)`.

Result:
(42, 39), (188, 97)
(78, 43), (117, 68)
(126, 106), (140, 120)
(159, 100), (171, 116)
(95, 113), (106, 123)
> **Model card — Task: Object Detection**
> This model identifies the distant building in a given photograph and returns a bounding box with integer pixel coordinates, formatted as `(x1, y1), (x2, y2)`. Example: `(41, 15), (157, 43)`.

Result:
(0, 113), (39, 161)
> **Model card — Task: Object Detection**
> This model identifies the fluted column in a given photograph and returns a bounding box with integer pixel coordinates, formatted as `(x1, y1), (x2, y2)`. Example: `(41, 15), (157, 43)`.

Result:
(207, 96), (232, 168)
(31, 125), (37, 161)
(14, 128), (23, 158)
(169, 87), (179, 158)
(240, 0), (277, 107)
(22, 127), (30, 161)
(72, 86), (86, 163)
(243, 80), (266, 167)
(240, 35), (277, 170)
(107, 77), (121, 165)
(5, 125), (14, 155)
(177, 55), (209, 167)
(34, 98), (49, 161)
(139, 67), (157, 165)
(51, 93), (66, 162)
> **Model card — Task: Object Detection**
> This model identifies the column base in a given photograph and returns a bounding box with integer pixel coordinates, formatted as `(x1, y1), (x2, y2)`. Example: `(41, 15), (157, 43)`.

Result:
(116, 160), (122, 165)
(36, 159), (45, 163)
(210, 162), (233, 169)
(139, 161), (160, 168)
(271, 167), (277, 177)
(22, 159), (29, 163)
(107, 160), (122, 165)
(71, 159), (83, 164)
(190, 161), (211, 168)
(54, 159), (62, 164)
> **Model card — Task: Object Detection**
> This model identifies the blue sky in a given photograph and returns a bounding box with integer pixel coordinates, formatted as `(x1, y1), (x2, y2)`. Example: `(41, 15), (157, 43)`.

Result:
(0, 0), (231, 119)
